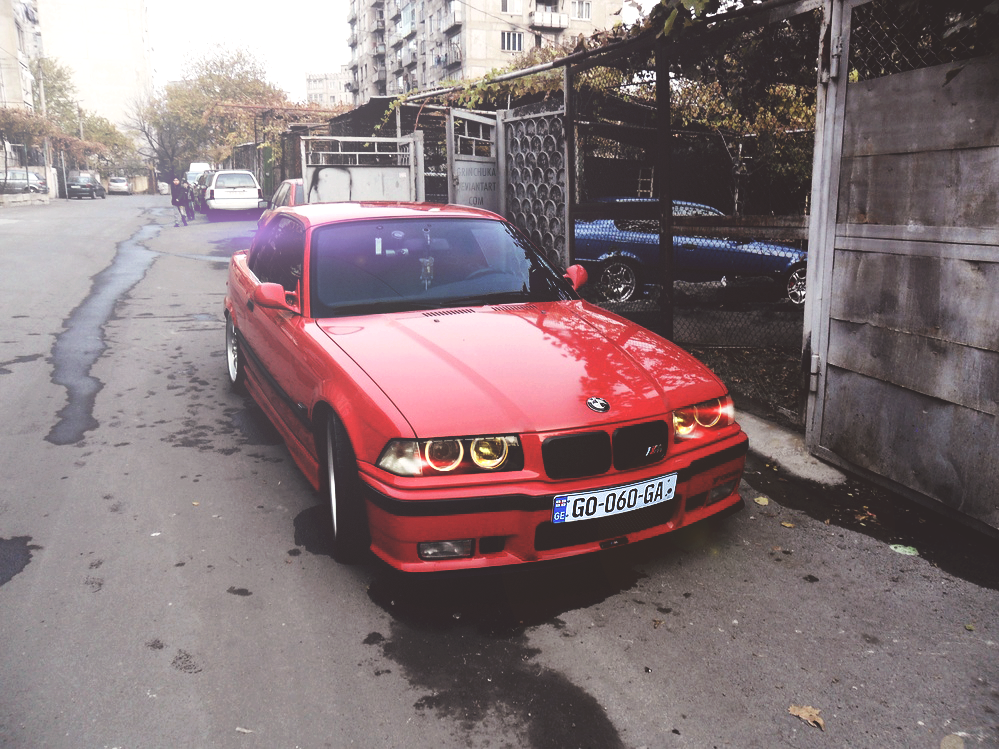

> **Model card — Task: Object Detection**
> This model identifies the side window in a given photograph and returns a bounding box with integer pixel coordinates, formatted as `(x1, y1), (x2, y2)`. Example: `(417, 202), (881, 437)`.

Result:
(274, 184), (290, 207)
(251, 217), (306, 292)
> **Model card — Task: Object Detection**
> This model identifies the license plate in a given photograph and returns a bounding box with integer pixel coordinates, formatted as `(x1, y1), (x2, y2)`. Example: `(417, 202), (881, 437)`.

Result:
(552, 473), (677, 524)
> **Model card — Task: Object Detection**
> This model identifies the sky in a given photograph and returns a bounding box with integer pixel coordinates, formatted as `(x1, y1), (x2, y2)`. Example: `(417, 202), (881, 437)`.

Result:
(145, 0), (353, 102)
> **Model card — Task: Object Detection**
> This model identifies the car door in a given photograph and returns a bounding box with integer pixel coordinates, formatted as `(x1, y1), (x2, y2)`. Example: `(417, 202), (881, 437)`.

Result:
(242, 216), (315, 450)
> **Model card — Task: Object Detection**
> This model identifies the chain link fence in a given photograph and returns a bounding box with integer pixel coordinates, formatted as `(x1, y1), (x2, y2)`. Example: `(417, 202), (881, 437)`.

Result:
(565, 11), (820, 425)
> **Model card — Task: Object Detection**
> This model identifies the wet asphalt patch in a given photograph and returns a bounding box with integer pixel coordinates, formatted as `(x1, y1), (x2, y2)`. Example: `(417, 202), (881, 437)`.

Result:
(364, 561), (640, 749)
(0, 536), (42, 587)
(47, 223), (161, 445)
(743, 452), (999, 591)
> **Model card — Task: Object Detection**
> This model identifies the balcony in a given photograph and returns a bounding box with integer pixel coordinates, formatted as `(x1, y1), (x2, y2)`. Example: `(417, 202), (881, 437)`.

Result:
(375, 66), (387, 82)
(529, 10), (569, 28)
(348, 32), (358, 47)
(445, 8), (463, 30)
(402, 47), (417, 67)
(374, 42), (387, 56)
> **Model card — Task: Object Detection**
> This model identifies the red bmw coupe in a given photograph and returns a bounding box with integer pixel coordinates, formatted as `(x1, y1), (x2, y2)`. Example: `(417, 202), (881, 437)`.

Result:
(224, 202), (748, 572)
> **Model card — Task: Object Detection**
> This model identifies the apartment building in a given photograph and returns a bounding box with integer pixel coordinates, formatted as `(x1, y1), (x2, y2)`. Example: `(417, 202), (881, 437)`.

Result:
(348, 0), (619, 104)
(0, 0), (41, 110)
(306, 66), (354, 108)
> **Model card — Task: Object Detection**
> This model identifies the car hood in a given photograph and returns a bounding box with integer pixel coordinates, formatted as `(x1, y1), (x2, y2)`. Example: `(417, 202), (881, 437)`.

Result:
(317, 301), (725, 437)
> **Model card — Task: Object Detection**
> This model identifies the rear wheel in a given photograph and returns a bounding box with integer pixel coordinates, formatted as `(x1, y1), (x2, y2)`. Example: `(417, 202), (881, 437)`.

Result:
(321, 414), (369, 563)
(785, 263), (807, 306)
(597, 258), (641, 303)
(225, 313), (245, 392)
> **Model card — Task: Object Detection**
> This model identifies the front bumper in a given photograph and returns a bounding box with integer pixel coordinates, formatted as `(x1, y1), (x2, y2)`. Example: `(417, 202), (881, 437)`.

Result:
(360, 432), (748, 572)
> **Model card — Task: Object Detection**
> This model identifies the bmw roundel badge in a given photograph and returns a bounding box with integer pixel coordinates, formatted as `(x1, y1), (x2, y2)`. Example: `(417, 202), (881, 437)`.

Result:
(586, 397), (610, 413)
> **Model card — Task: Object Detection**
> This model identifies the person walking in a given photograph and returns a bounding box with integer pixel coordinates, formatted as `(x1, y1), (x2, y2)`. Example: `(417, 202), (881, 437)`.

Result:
(170, 176), (188, 226)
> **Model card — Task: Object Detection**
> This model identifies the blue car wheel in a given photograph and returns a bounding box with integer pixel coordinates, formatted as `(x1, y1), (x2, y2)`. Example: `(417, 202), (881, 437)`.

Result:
(596, 258), (641, 303)
(785, 263), (807, 305)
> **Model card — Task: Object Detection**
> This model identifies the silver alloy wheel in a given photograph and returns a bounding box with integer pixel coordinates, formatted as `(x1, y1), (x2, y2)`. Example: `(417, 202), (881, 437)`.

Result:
(225, 313), (245, 390)
(598, 259), (640, 303)
(786, 264), (807, 305)
(326, 419), (340, 541)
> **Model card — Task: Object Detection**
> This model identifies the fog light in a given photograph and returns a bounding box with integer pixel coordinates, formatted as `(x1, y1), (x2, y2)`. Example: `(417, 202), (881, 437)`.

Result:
(418, 539), (474, 560)
(707, 479), (738, 505)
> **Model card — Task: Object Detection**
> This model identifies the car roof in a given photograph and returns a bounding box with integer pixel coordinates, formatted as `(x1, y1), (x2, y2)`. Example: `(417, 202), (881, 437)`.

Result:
(276, 201), (503, 227)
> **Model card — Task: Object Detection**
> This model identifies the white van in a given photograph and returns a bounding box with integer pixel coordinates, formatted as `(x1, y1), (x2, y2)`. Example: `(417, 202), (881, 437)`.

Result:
(189, 162), (212, 173)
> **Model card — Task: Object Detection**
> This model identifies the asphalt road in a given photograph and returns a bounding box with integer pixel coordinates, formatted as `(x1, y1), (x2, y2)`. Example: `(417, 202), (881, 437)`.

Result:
(0, 194), (996, 749)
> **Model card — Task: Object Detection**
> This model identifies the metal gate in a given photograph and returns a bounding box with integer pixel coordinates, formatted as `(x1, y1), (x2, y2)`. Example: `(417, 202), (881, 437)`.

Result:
(497, 106), (569, 268)
(806, 0), (999, 530)
(446, 110), (500, 213)
(300, 133), (425, 204)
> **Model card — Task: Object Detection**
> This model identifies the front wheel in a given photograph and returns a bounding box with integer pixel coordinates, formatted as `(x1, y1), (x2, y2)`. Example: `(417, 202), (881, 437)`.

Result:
(784, 263), (807, 306)
(225, 313), (245, 392)
(596, 258), (641, 303)
(322, 414), (370, 563)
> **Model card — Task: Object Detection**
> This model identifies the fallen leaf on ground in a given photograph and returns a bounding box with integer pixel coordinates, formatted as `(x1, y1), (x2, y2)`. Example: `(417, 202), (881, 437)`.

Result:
(889, 544), (919, 556)
(965, 623), (975, 631)
(235, 726), (254, 734)
(653, 619), (664, 629)
(754, 497), (769, 506)
(781, 522), (795, 528)
(789, 705), (825, 730)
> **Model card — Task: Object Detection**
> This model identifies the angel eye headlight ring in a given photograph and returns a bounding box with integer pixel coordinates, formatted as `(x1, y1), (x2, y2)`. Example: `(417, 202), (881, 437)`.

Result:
(424, 439), (463, 472)
(470, 437), (510, 470)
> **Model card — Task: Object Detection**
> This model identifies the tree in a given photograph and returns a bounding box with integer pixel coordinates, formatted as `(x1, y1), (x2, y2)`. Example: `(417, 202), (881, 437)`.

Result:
(128, 49), (288, 176)
(31, 57), (80, 134)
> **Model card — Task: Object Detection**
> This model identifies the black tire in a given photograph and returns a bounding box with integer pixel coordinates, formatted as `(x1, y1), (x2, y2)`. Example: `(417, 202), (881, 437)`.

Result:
(784, 263), (807, 306)
(101, 191), (106, 199)
(225, 313), (246, 392)
(321, 413), (370, 563)
(90, 189), (96, 199)
(596, 258), (641, 303)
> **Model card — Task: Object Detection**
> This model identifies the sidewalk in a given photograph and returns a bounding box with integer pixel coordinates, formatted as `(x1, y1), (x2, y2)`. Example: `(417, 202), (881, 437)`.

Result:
(737, 411), (846, 487)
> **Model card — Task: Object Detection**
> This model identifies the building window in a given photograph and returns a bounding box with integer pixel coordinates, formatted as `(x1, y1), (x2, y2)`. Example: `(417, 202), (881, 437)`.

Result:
(501, 31), (523, 51)
(501, 0), (523, 14)
(571, 0), (590, 19)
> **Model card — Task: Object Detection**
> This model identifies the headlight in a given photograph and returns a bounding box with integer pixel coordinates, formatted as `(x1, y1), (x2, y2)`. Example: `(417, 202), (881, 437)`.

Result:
(674, 396), (735, 440)
(379, 435), (523, 477)
(425, 439), (463, 472)
(470, 437), (510, 469)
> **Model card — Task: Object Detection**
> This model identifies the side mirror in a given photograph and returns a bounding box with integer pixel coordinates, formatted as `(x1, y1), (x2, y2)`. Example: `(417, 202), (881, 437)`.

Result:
(563, 264), (588, 291)
(252, 282), (299, 313)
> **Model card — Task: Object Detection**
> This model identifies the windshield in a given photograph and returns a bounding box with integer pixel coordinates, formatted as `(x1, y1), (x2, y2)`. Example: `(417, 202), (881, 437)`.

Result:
(309, 217), (575, 318)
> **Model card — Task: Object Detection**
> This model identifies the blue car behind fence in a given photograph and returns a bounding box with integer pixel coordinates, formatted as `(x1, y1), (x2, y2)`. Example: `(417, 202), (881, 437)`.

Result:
(574, 200), (807, 305)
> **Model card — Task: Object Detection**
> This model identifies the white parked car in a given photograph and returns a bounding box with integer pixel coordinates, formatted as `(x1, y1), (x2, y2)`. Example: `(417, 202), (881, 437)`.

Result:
(203, 170), (264, 218)
(108, 177), (131, 195)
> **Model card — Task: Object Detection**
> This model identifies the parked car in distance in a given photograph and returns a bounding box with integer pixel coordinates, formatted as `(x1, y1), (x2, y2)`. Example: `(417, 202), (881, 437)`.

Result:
(108, 177), (132, 195)
(67, 173), (107, 199)
(1, 169), (47, 193)
(193, 170), (216, 212)
(225, 202), (748, 572)
(574, 198), (807, 305)
(257, 178), (305, 228)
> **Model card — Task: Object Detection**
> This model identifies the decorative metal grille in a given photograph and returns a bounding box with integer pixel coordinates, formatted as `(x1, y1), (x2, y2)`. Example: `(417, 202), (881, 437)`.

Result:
(503, 110), (568, 267)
